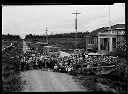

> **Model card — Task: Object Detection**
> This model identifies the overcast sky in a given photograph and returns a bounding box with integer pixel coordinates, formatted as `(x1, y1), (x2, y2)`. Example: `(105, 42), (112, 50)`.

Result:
(2, 3), (125, 39)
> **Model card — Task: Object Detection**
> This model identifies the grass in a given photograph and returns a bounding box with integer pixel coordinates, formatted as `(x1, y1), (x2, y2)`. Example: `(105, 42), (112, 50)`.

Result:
(73, 75), (101, 91)
(2, 72), (23, 92)
(26, 38), (86, 50)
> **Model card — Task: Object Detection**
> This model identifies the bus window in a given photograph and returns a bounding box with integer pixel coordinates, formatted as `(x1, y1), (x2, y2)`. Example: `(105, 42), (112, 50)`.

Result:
(54, 48), (58, 52)
(49, 48), (54, 52)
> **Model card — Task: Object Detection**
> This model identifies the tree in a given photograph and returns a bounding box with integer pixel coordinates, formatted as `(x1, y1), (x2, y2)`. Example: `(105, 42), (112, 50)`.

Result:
(2, 34), (21, 41)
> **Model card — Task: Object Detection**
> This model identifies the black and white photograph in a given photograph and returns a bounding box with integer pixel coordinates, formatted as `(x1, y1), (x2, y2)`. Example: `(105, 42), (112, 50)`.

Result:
(2, 3), (127, 93)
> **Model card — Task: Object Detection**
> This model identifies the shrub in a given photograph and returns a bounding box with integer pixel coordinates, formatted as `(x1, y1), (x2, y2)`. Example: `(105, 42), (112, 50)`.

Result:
(107, 45), (126, 57)
(2, 40), (23, 92)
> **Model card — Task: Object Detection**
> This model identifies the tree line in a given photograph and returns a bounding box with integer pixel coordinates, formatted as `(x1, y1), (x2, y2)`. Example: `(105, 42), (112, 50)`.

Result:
(2, 34), (21, 41)
(25, 32), (90, 40)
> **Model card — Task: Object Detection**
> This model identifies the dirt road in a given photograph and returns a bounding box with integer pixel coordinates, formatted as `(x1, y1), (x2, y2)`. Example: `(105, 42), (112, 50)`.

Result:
(21, 70), (87, 92)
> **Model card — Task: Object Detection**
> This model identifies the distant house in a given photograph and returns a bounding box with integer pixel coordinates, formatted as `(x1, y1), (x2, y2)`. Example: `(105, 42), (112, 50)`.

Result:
(85, 24), (126, 52)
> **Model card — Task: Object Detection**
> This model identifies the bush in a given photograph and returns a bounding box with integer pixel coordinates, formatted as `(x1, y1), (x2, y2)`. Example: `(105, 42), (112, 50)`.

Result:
(69, 69), (78, 76)
(2, 40), (23, 92)
(107, 45), (126, 57)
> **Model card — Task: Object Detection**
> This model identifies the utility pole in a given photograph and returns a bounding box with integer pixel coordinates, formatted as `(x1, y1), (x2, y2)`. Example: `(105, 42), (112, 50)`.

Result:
(109, 5), (111, 31)
(72, 10), (81, 50)
(45, 27), (48, 44)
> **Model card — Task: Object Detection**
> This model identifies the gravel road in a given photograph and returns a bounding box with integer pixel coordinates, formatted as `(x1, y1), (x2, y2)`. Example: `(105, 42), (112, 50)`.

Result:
(21, 70), (87, 92)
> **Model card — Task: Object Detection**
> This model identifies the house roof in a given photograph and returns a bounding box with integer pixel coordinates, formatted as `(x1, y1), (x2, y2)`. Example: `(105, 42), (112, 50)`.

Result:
(86, 27), (108, 37)
(86, 24), (125, 37)
(110, 24), (125, 29)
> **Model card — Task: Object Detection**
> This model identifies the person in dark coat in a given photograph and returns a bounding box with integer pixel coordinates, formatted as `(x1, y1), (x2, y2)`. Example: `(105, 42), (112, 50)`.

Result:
(21, 61), (26, 71)
(82, 52), (85, 59)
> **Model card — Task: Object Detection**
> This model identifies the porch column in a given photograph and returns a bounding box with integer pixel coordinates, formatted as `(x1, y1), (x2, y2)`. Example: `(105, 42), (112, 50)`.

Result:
(85, 36), (89, 49)
(102, 38), (104, 48)
(116, 36), (118, 48)
(109, 37), (113, 51)
(98, 37), (101, 50)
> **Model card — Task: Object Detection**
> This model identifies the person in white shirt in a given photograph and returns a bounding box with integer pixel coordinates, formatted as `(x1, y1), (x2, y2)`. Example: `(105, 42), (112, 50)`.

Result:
(54, 64), (58, 71)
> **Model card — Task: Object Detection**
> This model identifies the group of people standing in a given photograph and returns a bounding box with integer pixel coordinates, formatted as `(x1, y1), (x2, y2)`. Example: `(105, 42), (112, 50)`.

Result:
(16, 47), (119, 75)
(18, 49), (84, 73)
(19, 50), (56, 71)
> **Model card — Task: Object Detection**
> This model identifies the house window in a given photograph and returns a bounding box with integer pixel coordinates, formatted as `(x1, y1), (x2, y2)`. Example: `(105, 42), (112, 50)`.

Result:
(54, 48), (58, 52)
(90, 38), (92, 44)
(112, 30), (115, 34)
(89, 38), (91, 44)
(92, 38), (94, 44)
(94, 38), (95, 44)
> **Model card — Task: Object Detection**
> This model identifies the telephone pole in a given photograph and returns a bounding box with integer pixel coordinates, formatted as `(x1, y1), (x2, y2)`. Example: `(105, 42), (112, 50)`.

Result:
(109, 5), (111, 30)
(45, 27), (48, 44)
(72, 10), (81, 50)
